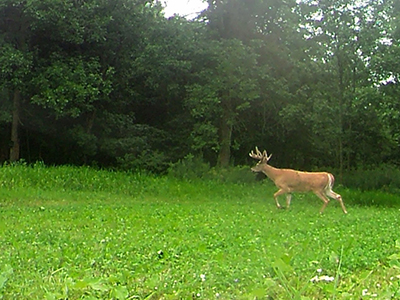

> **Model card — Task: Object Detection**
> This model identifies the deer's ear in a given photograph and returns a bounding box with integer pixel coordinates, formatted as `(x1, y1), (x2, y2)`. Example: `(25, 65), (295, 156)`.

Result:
(266, 153), (272, 161)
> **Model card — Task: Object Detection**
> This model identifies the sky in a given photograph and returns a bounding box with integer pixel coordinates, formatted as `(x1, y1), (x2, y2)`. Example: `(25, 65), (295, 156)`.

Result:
(162, 0), (208, 18)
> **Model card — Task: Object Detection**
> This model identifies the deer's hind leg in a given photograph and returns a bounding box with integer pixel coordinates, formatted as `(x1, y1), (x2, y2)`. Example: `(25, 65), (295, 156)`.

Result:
(286, 193), (292, 208)
(326, 189), (348, 214)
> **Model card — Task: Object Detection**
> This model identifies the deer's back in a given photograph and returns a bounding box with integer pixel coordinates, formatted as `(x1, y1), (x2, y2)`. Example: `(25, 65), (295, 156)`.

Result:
(273, 169), (330, 192)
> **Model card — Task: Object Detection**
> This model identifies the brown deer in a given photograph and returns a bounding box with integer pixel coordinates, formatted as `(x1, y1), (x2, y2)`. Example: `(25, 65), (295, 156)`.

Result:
(249, 147), (347, 214)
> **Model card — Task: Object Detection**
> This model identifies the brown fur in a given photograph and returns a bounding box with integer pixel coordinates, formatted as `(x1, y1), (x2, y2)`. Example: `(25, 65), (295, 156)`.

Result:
(250, 148), (347, 214)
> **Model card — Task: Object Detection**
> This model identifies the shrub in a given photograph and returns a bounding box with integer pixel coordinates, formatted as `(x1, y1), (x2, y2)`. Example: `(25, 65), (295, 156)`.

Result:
(341, 164), (400, 192)
(208, 165), (258, 184)
(117, 150), (169, 173)
(167, 154), (211, 180)
(168, 155), (259, 184)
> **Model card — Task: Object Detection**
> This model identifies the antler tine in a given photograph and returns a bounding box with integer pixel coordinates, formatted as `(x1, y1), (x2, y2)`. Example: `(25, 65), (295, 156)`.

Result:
(262, 150), (272, 161)
(256, 146), (262, 157)
(249, 146), (264, 160)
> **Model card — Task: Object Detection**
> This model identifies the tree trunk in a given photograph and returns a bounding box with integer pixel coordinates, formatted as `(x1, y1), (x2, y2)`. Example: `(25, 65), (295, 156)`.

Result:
(218, 106), (232, 168)
(337, 53), (344, 183)
(83, 109), (97, 164)
(10, 89), (21, 161)
(87, 110), (96, 132)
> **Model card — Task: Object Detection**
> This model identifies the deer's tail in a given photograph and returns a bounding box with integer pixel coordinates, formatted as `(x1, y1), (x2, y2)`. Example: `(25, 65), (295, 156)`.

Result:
(326, 173), (335, 191)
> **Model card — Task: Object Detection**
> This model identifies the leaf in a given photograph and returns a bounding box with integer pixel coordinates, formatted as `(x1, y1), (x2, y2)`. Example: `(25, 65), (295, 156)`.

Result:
(395, 239), (400, 249)
(111, 285), (129, 300)
(0, 265), (13, 290)
(45, 293), (57, 300)
(83, 296), (98, 300)
(251, 288), (267, 297)
(388, 253), (400, 260)
(0, 275), (8, 291)
(273, 258), (294, 274)
(281, 253), (293, 265)
(88, 279), (109, 292)
(74, 280), (89, 289)
(74, 278), (109, 292)
(329, 251), (340, 264)
(264, 278), (276, 288)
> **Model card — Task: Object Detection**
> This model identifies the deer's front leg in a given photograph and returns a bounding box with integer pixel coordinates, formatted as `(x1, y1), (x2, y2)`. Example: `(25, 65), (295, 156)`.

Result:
(273, 189), (286, 209)
(314, 192), (330, 214)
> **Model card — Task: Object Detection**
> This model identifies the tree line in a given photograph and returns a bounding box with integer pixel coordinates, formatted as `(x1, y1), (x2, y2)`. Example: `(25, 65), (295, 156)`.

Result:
(0, 0), (399, 174)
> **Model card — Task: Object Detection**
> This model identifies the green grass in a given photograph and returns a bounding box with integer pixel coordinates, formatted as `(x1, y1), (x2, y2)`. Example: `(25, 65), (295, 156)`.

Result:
(1, 164), (400, 299)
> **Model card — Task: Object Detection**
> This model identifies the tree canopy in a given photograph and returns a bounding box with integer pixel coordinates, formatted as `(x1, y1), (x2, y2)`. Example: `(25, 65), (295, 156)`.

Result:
(0, 0), (398, 173)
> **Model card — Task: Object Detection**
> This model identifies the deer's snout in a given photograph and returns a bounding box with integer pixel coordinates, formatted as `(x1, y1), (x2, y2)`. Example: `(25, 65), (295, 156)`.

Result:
(251, 167), (260, 172)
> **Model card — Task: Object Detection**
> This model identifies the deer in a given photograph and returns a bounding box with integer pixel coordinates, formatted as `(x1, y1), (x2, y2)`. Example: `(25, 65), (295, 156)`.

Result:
(249, 147), (348, 214)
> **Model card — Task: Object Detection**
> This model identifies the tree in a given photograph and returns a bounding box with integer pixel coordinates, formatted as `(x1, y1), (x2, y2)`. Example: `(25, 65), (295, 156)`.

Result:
(368, 0), (400, 162)
(185, 38), (259, 167)
(0, 1), (32, 161)
(286, 0), (395, 171)
(0, 0), (163, 166)
(1, 0), (399, 172)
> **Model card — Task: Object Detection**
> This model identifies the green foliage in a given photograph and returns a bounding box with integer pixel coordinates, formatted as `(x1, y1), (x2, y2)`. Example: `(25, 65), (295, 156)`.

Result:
(116, 150), (168, 174)
(0, 44), (32, 89)
(1, 165), (400, 299)
(168, 155), (256, 183)
(0, 265), (13, 297)
(0, 0), (400, 173)
(209, 165), (258, 184)
(184, 38), (260, 165)
(341, 164), (400, 194)
(0, 89), (11, 123)
(168, 154), (211, 180)
(31, 56), (112, 118)
(98, 122), (170, 172)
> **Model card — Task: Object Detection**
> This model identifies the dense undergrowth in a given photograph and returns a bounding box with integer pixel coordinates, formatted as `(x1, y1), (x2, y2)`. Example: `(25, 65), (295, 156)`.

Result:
(169, 155), (400, 195)
(0, 163), (400, 299)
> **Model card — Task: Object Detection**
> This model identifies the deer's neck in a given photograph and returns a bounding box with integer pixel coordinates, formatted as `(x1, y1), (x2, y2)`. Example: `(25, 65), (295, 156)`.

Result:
(261, 164), (282, 181)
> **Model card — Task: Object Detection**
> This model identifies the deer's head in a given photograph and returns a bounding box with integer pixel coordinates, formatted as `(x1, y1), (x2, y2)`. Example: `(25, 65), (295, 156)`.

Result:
(249, 146), (272, 172)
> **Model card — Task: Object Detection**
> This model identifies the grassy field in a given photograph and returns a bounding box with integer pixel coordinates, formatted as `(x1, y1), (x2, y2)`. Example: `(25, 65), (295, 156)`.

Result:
(1, 164), (400, 299)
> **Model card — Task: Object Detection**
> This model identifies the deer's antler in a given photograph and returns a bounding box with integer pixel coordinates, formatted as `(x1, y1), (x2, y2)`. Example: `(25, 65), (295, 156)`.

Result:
(249, 146), (262, 160)
(249, 146), (271, 161)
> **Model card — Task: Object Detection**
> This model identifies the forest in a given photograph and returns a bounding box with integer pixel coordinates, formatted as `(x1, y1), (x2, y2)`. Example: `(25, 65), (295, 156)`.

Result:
(2, 2), (400, 298)
(1, 0), (400, 174)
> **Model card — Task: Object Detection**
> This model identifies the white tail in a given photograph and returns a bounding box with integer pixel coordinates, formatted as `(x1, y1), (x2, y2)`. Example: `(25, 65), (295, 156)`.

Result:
(249, 147), (347, 214)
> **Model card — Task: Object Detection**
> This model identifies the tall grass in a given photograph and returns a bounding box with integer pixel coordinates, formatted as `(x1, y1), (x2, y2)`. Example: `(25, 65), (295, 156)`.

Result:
(341, 164), (400, 192)
(169, 155), (400, 192)
(0, 161), (149, 194)
(1, 163), (400, 299)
